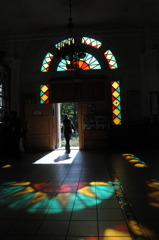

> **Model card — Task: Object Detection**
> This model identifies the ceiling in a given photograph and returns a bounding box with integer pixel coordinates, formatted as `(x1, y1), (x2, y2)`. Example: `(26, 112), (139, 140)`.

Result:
(1, 0), (159, 40)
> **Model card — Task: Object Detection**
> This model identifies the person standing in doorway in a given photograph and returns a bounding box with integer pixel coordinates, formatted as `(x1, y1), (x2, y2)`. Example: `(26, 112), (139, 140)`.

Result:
(62, 114), (75, 154)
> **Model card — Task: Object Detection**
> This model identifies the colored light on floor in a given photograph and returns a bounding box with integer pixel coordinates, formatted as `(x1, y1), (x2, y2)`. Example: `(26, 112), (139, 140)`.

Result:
(122, 153), (149, 168)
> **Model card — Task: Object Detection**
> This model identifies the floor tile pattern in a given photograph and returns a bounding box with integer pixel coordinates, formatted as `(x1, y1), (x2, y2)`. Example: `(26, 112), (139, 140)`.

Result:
(0, 148), (159, 240)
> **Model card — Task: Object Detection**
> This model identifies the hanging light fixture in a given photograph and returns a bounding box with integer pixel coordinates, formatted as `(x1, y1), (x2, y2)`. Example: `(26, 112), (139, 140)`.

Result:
(56, 0), (86, 70)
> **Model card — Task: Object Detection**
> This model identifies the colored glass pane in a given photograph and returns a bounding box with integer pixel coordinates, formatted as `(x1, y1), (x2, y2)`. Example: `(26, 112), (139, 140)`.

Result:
(57, 53), (101, 71)
(113, 117), (121, 125)
(82, 37), (102, 48)
(55, 38), (75, 50)
(111, 81), (121, 125)
(113, 100), (120, 107)
(113, 108), (120, 116)
(40, 84), (49, 104)
(112, 90), (120, 98)
(41, 85), (48, 92)
(112, 81), (119, 89)
(104, 50), (118, 69)
(41, 53), (53, 72)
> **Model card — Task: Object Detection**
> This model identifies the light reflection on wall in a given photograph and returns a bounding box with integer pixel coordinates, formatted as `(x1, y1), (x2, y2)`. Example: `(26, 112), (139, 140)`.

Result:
(128, 219), (156, 239)
(1, 164), (12, 168)
(0, 181), (119, 213)
(122, 153), (149, 168)
(146, 179), (159, 208)
(71, 220), (156, 240)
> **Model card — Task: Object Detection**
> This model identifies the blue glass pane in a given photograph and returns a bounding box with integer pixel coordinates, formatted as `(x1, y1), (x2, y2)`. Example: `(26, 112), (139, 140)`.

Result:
(41, 66), (45, 71)
(57, 66), (65, 71)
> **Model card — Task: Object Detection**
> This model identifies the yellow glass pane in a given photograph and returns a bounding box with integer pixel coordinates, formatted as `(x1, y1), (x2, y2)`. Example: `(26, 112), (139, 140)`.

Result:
(113, 117), (121, 125)
(113, 99), (120, 107)
(113, 108), (120, 116)
(112, 81), (119, 89)
(43, 63), (49, 69)
(41, 85), (48, 93)
(112, 90), (119, 98)
(41, 94), (48, 101)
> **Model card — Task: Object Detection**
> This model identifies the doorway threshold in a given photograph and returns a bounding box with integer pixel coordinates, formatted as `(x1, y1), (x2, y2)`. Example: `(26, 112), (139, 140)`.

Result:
(33, 148), (79, 164)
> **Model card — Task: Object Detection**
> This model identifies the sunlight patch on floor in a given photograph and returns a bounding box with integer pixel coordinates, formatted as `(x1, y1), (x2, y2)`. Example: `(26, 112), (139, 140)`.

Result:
(33, 147), (79, 164)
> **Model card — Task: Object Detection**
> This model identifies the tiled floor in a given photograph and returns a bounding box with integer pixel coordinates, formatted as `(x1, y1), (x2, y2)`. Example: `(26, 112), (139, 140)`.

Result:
(0, 147), (159, 240)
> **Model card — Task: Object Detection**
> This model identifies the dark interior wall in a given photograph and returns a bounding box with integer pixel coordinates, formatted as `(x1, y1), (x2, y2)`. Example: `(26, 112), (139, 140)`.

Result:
(109, 122), (159, 152)
(0, 125), (5, 156)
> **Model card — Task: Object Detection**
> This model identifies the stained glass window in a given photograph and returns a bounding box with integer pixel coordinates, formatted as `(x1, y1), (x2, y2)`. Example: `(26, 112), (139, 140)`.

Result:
(40, 84), (49, 104)
(82, 37), (102, 49)
(55, 38), (75, 50)
(57, 53), (101, 71)
(104, 50), (118, 69)
(41, 53), (54, 72)
(111, 81), (121, 125)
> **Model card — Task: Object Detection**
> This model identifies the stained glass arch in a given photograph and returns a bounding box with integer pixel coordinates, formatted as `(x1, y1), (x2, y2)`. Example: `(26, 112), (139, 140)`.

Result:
(41, 38), (119, 72)
(40, 39), (121, 126)
(55, 38), (75, 50)
(57, 53), (101, 71)
(41, 53), (54, 72)
(82, 37), (102, 49)
(104, 50), (118, 69)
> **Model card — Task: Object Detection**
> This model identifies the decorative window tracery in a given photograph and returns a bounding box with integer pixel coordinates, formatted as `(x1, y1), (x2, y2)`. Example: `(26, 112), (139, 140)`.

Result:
(40, 84), (49, 104)
(104, 50), (118, 69)
(55, 38), (75, 50)
(40, 38), (121, 125)
(57, 53), (101, 71)
(111, 81), (121, 125)
(82, 37), (102, 49)
(41, 53), (53, 72)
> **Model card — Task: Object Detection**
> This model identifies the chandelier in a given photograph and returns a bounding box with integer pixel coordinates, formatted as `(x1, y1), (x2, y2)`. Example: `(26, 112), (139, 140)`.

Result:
(56, 0), (86, 70)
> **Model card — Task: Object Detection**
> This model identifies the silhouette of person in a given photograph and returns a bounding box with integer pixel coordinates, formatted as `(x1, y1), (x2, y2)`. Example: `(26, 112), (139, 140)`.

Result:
(62, 114), (75, 154)
(8, 111), (22, 160)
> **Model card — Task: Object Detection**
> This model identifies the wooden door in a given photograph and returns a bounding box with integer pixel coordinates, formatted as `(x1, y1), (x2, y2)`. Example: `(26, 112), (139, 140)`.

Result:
(78, 102), (110, 149)
(25, 104), (57, 151)
(78, 102), (85, 149)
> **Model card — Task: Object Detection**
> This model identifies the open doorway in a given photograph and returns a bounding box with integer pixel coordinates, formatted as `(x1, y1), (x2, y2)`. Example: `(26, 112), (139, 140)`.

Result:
(60, 102), (79, 148)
